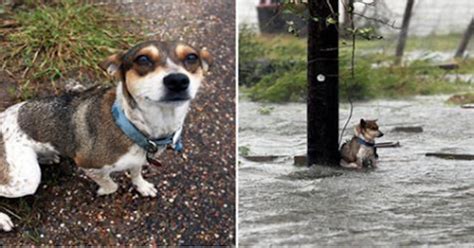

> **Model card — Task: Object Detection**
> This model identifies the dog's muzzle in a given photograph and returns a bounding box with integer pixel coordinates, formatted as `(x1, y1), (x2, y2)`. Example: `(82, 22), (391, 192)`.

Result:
(162, 73), (191, 102)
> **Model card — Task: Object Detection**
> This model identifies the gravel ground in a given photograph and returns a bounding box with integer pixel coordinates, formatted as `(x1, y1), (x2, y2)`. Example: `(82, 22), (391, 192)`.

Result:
(0, 0), (235, 245)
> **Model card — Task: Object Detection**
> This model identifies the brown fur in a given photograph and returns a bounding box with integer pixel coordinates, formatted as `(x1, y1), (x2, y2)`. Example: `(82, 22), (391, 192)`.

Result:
(340, 136), (360, 163)
(72, 89), (134, 169)
(175, 44), (196, 60)
(199, 49), (212, 66)
(17, 87), (135, 169)
(139, 46), (160, 61)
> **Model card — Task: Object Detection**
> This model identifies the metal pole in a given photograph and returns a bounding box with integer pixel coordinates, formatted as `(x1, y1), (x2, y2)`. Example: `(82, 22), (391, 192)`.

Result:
(307, 0), (339, 166)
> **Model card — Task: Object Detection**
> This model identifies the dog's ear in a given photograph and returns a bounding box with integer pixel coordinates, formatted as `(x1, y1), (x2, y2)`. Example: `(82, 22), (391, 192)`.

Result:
(199, 48), (212, 72)
(99, 52), (124, 77)
(360, 119), (366, 127)
(354, 125), (361, 136)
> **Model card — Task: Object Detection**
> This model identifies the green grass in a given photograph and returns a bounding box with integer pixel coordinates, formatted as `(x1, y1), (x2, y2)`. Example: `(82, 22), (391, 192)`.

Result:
(239, 31), (473, 102)
(0, 0), (141, 98)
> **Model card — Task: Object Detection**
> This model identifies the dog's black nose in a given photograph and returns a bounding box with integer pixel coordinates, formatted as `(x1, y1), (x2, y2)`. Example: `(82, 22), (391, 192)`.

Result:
(378, 132), (384, 137)
(163, 73), (189, 92)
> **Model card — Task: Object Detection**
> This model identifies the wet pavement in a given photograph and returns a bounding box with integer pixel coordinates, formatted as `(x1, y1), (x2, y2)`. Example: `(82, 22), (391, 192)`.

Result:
(239, 96), (474, 246)
(1, 0), (235, 245)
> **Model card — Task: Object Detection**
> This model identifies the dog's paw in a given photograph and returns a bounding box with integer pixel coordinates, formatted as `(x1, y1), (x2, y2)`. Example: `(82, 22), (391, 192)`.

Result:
(0, 212), (14, 232)
(52, 154), (61, 163)
(373, 159), (379, 167)
(342, 162), (360, 169)
(97, 183), (118, 196)
(38, 154), (61, 165)
(135, 180), (157, 197)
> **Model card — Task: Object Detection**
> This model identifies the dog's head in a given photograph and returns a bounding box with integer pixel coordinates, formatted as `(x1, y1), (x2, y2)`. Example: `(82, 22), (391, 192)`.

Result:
(355, 119), (384, 141)
(100, 40), (212, 107)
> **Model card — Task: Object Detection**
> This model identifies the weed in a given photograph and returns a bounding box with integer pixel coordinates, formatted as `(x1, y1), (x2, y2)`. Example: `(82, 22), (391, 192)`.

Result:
(0, 0), (141, 99)
(258, 105), (275, 115)
(239, 146), (251, 156)
(22, 228), (41, 244)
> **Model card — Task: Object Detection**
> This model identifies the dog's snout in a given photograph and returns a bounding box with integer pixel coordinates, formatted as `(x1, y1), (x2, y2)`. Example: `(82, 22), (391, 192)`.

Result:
(378, 132), (384, 137)
(164, 73), (190, 92)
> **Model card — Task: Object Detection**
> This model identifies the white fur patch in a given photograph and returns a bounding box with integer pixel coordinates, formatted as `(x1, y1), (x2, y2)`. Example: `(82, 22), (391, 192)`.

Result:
(0, 103), (60, 232)
(0, 103), (58, 198)
(96, 144), (149, 174)
(106, 63), (119, 76)
(0, 212), (13, 231)
(356, 145), (375, 160)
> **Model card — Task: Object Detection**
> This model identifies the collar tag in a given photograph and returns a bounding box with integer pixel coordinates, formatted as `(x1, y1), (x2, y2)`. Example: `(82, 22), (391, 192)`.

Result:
(146, 153), (162, 167)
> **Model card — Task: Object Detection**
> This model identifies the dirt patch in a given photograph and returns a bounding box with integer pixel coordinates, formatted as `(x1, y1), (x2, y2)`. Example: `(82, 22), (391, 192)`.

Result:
(447, 93), (474, 105)
(0, 0), (235, 245)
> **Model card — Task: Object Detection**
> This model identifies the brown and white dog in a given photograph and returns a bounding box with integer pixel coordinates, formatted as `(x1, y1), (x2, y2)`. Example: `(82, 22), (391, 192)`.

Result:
(340, 119), (383, 169)
(0, 40), (211, 231)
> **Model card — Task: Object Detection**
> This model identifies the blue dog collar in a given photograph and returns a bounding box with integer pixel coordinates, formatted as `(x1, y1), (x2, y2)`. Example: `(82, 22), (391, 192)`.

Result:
(356, 137), (375, 147)
(111, 100), (183, 153)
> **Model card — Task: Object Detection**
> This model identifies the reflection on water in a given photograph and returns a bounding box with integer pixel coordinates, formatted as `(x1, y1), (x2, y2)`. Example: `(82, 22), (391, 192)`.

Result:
(239, 96), (474, 246)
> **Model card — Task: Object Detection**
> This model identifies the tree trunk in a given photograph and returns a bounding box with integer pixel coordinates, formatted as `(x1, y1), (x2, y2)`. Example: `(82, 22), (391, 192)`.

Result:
(395, 0), (415, 65)
(307, 0), (339, 166)
(455, 18), (474, 58)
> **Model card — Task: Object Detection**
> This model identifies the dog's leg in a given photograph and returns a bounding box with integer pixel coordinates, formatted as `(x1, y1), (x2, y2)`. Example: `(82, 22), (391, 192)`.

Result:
(340, 159), (359, 169)
(130, 165), (157, 197)
(340, 159), (349, 167)
(37, 153), (60, 165)
(84, 169), (118, 196)
(0, 144), (41, 232)
(371, 158), (378, 168)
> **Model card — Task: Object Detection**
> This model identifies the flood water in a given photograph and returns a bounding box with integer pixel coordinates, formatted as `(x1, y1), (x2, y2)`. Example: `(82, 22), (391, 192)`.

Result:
(238, 96), (474, 246)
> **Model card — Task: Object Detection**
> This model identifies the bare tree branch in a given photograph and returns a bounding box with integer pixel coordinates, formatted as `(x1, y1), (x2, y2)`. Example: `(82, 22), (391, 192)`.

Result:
(352, 12), (401, 29)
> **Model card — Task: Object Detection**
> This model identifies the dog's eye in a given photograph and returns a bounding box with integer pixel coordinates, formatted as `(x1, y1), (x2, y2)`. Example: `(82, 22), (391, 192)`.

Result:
(135, 55), (153, 66)
(185, 53), (199, 64)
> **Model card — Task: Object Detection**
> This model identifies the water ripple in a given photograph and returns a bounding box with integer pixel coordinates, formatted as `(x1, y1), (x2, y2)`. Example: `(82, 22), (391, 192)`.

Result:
(239, 97), (474, 246)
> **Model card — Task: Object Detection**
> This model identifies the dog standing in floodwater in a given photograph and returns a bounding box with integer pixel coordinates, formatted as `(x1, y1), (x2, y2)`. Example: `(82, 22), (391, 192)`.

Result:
(340, 119), (384, 169)
(0, 40), (212, 231)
